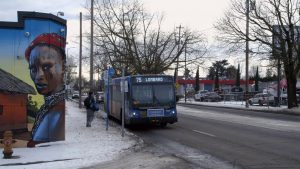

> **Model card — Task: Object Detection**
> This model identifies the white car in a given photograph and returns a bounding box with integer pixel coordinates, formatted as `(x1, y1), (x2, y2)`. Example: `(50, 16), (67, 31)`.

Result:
(72, 91), (80, 99)
(194, 90), (208, 101)
(96, 91), (104, 103)
(249, 93), (275, 106)
(280, 92), (300, 104)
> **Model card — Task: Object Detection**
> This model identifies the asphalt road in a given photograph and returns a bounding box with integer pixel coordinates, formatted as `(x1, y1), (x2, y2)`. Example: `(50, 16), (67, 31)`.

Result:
(129, 104), (300, 169)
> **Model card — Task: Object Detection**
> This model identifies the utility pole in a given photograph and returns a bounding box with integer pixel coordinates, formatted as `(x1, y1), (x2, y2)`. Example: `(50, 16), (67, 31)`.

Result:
(184, 44), (187, 103)
(245, 0), (250, 108)
(175, 25), (183, 82)
(90, 0), (94, 91)
(277, 57), (281, 107)
(79, 12), (83, 108)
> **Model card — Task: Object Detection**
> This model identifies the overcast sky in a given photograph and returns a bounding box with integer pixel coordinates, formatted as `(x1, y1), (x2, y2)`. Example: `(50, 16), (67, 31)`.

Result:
(0, 0), (231, 45)
(2, 0), (261, 77)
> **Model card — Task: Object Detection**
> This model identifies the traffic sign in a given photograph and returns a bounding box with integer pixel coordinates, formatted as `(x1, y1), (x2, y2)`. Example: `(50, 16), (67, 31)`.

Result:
(108, 67), (115, 77)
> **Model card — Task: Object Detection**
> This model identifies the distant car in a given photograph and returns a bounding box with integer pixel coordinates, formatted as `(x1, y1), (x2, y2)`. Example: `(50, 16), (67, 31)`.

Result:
(280, 91), (288, 104)
(96, 91), (104, 103)
(248, 93), (274, 106)
(194, 90), (208, 101)
(280, 91), (300, 104)
(203, 92), (222, 102)
(72, 91), (80, 99)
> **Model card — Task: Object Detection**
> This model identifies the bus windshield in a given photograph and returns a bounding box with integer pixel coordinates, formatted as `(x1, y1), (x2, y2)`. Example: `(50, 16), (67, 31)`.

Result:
(131, 84), (175, 108)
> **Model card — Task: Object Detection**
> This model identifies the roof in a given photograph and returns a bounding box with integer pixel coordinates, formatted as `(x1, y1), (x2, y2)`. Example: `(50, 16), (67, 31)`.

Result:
(0, 68), (36, 94)
(0, 11), (66, 29)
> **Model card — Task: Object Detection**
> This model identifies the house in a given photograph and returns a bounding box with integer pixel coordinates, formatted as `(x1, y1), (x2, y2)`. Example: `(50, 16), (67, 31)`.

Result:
(0, 68), (36, 132)
(176, 77), (254, 95)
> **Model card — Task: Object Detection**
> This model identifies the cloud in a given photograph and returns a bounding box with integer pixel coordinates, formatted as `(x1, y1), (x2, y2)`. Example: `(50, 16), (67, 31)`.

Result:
(0, 0), (86, 21)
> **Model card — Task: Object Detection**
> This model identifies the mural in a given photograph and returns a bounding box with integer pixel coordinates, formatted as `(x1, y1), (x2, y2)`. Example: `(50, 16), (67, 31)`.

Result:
(0, 11), (67, 147)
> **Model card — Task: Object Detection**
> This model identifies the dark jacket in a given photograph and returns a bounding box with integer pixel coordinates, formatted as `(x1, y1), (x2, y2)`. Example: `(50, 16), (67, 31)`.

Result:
(84, 96), (95, 110)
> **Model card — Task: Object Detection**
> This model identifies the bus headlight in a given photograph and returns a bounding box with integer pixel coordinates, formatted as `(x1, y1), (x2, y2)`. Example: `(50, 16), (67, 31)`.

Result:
(171, 110), (176, 114)
(130, 111), (137, 117)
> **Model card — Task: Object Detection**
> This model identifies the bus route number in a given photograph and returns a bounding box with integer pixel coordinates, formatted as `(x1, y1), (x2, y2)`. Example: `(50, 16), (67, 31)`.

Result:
(136, 77), (142, 83)
(135, 77), (164, 83)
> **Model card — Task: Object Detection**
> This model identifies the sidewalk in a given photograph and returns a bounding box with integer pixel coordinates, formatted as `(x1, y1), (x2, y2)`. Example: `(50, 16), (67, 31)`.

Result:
(0, 101), (137, 169)
(178, 99), (300, 116)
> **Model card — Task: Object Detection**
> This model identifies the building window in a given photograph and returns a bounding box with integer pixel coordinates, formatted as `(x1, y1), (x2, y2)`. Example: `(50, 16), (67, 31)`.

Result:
(0, 105), (3, 115)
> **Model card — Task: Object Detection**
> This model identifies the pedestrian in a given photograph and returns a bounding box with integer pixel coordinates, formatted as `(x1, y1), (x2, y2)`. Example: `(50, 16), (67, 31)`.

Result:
(84, 91), (96, 127)
(25, 33), (66, 147)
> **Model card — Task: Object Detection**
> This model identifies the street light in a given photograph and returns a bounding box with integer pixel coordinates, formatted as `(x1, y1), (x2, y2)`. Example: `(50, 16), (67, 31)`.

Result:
(90, 0), (94, 92)
(175, 25), (183, 82)
(67, 47), (76, 59)
(65, 47), (77, 96)
(57, 11), (64, 17)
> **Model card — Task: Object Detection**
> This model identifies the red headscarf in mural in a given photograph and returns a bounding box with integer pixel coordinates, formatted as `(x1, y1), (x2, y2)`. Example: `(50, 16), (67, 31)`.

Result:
(25, 33), (66, 62)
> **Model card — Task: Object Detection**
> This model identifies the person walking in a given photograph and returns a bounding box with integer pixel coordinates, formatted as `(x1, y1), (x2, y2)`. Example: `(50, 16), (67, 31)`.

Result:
(84, 91), (96, 127)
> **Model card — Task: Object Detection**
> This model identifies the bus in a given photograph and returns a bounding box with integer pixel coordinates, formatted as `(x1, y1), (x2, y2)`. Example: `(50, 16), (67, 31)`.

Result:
(105, 74), (177, 126)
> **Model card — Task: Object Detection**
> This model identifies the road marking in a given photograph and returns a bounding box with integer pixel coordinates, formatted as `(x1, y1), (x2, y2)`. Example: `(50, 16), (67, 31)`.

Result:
(192, 130), (216, 137)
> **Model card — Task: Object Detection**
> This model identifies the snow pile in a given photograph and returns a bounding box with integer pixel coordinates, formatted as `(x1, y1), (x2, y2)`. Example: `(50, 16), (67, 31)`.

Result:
(0, 101), (137, 169)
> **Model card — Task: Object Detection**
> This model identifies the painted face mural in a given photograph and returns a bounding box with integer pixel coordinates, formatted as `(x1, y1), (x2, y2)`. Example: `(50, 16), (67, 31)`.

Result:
(25, 33), (66, 147)
(0, 12), (67, 149)
(29, 45), (65, 96)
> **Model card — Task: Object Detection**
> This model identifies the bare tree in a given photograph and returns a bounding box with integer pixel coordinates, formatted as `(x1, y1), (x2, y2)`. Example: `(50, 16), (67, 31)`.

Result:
(215, 0), (300, 108)
(89, 0), (207, 76)
(65, 56), (77, 87)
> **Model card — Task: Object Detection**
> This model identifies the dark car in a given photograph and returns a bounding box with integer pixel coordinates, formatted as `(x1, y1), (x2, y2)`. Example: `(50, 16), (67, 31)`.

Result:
(296, 89), (300, 103)
(203, 92), (222, 102)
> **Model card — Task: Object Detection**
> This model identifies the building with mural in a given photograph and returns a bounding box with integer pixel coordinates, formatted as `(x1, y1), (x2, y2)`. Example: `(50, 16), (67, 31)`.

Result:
(0, 11), (67, 147)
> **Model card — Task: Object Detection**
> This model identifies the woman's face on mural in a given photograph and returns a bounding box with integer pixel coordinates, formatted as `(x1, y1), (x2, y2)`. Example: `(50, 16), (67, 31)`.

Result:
(29, 45), (64, 96)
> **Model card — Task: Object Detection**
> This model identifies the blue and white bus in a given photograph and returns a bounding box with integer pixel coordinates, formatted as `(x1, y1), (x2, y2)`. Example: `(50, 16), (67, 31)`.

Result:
(105, 74), (177, 126)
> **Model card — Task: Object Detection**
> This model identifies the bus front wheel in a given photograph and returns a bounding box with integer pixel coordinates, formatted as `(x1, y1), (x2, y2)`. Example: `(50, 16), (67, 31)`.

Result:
(160, 122), (167, 127)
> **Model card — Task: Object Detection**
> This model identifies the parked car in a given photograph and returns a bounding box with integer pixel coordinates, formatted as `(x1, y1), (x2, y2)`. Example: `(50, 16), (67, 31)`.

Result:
(96, 91), (104, 103)
(203, 92), (222, 102)
(194, 90), (208, 101)
(248, 93), (275, 106)
(72, 91), (80, 99)
(280, 91), (300, 104)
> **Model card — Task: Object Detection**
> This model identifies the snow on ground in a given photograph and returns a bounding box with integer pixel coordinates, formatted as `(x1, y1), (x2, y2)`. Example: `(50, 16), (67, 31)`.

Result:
(1, 99), (299, 168)
(0, 101), (137, 169)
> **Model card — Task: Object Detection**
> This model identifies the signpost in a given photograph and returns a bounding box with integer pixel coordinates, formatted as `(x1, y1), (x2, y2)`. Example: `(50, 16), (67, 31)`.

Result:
(104, 67), (115, 131)
(121, 68), (125, 137)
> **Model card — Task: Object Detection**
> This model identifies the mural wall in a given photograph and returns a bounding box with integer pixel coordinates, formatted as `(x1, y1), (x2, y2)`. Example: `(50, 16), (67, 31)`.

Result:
(0, 11), (67, 147)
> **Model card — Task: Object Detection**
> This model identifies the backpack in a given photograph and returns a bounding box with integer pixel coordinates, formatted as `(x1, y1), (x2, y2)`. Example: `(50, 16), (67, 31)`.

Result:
(92, 102), (99, 111)
(84, 97), (99, 111)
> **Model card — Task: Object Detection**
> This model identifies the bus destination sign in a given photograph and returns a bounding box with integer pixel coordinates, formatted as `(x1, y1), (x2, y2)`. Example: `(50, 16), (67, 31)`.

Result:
(133, 76), (173, 83)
